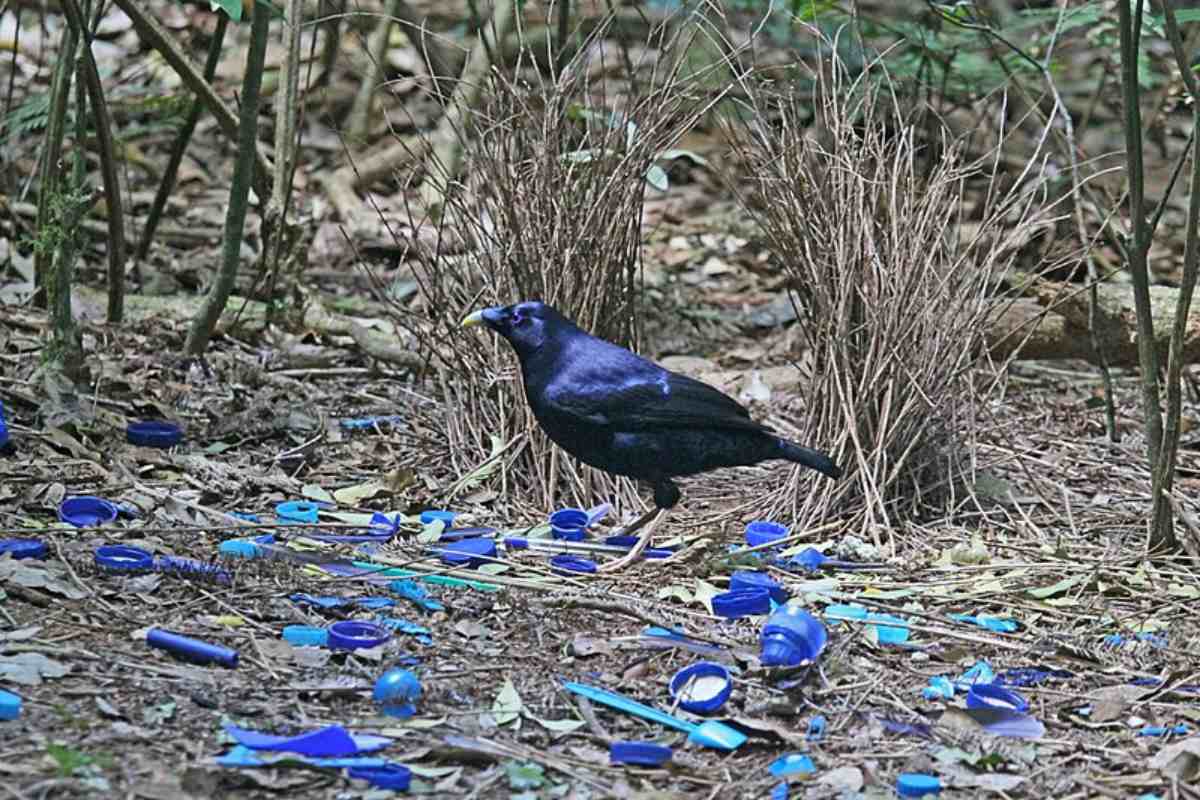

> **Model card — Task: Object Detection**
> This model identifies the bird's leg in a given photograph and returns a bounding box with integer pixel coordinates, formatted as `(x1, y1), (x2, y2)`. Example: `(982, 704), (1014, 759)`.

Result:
(598, 480), (677, 573)
(598, 506), (665, 573)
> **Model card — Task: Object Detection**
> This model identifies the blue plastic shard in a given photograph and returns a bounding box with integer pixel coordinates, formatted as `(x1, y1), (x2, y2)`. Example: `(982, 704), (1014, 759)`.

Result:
(769, 753), (815, 778)
(217, 745), (389, 769)
(949, 613), (1019, 633)
(223, 724), (391, 756)
(806, 715), (826, 741)
(388, 580), (445, 612)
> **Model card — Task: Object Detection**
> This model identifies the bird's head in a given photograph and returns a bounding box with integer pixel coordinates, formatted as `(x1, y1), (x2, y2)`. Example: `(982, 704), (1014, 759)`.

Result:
(461, 301), (560, 358)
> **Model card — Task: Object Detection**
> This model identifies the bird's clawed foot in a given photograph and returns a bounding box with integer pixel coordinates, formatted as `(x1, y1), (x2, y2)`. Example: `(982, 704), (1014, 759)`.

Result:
(597, 506), (665, 573)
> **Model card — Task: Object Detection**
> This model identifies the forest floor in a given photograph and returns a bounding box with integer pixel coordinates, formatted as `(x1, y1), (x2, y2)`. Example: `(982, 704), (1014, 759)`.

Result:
(5, 2), (1200, 799)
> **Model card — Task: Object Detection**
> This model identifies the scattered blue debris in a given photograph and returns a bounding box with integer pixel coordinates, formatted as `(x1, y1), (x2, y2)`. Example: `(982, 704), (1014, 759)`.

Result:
(807, 715), (827, 741)
(1137, 723), (1189, 737)
(768, 753), (815, 778)
(340, 415), (405, 430)
(948, 613), (1019, 633)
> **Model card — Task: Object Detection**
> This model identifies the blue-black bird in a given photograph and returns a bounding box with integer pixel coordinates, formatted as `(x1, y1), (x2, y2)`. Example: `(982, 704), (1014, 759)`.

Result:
(462, 301), (841, 566)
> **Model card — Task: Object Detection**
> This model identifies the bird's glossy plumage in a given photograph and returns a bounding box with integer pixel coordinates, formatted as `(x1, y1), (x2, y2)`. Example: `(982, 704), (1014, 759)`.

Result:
(463, 301), (841, 509)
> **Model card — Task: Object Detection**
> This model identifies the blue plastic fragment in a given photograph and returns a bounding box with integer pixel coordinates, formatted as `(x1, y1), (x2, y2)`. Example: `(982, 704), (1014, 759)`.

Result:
(283, 625), (329, 647)
(807, 715), (826, 741)
(790, 547), (828, 571)
(550, 554), (597, 574)
(388, 580), (445, 612)
(370, 512), (401, 537)
(348, 763), (412, 790)
(229, 512), (260, 523)
(610, 741), (672, 766)
(0, 539), (48, 560)
(957, 660), (995, 688)
(217, 746), (387, 769)
(290, 593), (395, 610)
(147, 628), (238, 668)
(0, 689), (21, 720)
(823, 603), (910, 644)
(768, 753), (815, 777)
(224, 723), (390, 756)
(712, 588), (771, 618)
(770, 782), (789, 800)
(638, 627), (727, 657)
(1137, 723), (1189, 737)
(154, 555), (232, 584)
(922, 676), (955, 700)
(966, 683), (1030, 714)
(897, 773), (941, 797)
(340, 415), (405, 430)
(998, 667), (1072, 687)
(948, 613), (1019, 633)
(374, 668), (422, 718)
(219, 539), (261, 558)
(0, 399), (8, 450)
(437, 537), (497, 568)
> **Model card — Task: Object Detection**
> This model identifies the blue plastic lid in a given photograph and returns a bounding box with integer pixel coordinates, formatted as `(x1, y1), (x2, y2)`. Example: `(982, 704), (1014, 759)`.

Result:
(0, 689), (21, 721)
(745, 520), (788, 547)
(966, 682), (1030, 713)
(0, 539), (48, 560)
(669, 661), (732, 713)
(420, 509), (457, 526)
(94, 544), (154, 571)
(897, 773), (941, 797)
(348, 764), (412, 791)
(550, 554), (597, 574)
(610, 741), (672, 766)
(374, 668), (421, 718)
(127, 420), (182, 448)
(438, 537), (497, 568)
(59, 496), (118, 527)
(730, 570), (788, 603)
(712, 588), (771, 618)
(276, 500), (320, 524)
(328, 620), (391, 650)
(282, 625), (329, 647)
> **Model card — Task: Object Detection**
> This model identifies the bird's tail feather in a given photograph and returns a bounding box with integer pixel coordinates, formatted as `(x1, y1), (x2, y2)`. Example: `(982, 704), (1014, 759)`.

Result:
(779, 440), (842, 479)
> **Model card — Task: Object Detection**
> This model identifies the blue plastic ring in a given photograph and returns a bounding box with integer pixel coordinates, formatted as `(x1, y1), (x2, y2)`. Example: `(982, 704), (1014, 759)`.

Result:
(95, 545), (154, 571)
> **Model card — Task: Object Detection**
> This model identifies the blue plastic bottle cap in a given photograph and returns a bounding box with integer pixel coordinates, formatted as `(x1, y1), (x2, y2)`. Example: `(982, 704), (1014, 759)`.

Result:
(550, 508), (588, 540)
(550, 554), (597, 574)
(283, 625), (329, 647)
(669, 662), (732, 713)
(59, 496), (118, 527)
(730, 570), (788, 603)
(966, 683), (1030, 714)
(761, 606), (829, 666)
(712, 588), (772, 618)
(275, 500), (320, 524)
(419, 509), (457, 526)
(897, 773), (941, 797)
(438, 537), (497, 568)
(374, 668), (421, 717)
(94, 545), (154, 571)
(0, 689), (21, 721)
(127, 420), (183, 448)
(348, 764), (412, 791)
(609, 741), (672, 767)
(328, 620), (391, 650)
(0, 539), (48, 560)
(745, 520), (788, 547)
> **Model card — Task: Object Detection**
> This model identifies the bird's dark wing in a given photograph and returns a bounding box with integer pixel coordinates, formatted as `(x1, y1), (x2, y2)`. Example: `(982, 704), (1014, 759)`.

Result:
(543, 366), (768, 434)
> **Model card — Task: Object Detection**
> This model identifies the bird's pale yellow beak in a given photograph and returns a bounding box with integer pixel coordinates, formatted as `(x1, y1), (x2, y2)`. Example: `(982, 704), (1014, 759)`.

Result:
(461, 310), (485, 328)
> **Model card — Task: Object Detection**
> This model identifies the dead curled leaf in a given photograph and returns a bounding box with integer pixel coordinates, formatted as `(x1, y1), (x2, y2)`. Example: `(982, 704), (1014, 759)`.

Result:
(1148, 736), (1200, 782)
